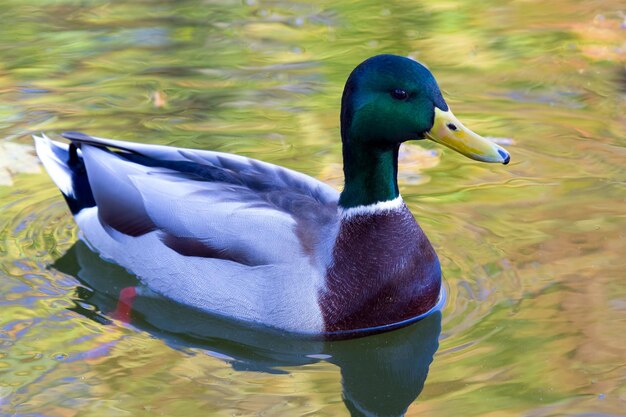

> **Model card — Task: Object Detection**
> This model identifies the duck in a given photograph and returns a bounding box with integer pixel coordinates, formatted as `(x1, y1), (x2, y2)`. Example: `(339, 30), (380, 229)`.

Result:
(35, 54), (510, 336)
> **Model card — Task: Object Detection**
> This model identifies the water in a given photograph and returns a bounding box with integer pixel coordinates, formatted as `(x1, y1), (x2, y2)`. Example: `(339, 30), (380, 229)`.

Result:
(1, 0), (624, 415)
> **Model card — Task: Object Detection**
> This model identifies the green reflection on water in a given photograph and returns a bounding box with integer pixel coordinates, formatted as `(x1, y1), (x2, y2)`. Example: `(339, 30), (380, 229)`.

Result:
(1, 0), (624, 416)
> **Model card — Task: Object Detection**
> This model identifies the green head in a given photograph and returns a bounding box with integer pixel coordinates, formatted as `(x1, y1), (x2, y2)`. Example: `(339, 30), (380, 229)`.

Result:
(339, 54), (510, 209)
(341, 54), (448, 145)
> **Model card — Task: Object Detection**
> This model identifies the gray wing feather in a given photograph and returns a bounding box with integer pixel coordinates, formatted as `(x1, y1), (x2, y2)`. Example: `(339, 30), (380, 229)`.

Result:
(63, 131), (338, 205)
(75, 133), (339, 265)
(80, 146), (158, 237)
(130, 173), (305, 265)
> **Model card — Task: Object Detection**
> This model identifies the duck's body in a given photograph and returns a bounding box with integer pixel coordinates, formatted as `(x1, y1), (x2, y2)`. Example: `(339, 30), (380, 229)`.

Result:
(35, 55), (509, 335)
(35, 133), (440, 333)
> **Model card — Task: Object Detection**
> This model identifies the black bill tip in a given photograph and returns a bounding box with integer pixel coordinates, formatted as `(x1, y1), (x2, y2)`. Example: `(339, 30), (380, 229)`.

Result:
(498, 149), (510, 165)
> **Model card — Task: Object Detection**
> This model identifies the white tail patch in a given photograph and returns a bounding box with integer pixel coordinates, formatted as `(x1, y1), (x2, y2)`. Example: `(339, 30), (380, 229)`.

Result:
(33, 133), (74, 197)
(339, 195), (404, 219)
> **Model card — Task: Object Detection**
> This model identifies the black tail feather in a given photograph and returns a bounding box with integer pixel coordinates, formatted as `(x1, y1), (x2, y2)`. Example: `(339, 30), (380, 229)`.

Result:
(64, 144), (96, 215)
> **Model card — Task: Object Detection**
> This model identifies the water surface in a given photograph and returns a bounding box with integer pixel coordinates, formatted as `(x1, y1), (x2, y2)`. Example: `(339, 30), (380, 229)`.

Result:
(1, 0), (624, 416)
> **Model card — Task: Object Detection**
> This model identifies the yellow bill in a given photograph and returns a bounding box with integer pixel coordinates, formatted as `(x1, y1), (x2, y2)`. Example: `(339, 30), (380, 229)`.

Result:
(426, 108), (510, 164)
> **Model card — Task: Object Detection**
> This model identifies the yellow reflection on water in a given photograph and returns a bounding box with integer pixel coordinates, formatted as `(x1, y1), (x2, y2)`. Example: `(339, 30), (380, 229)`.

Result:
(0, 0), (624, 416)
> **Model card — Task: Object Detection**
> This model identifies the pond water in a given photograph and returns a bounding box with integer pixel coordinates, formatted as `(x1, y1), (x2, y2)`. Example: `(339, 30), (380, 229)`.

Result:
(1, 0), (624, 416)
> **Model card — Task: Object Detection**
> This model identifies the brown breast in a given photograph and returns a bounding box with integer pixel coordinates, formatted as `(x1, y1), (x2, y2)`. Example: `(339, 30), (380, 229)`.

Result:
(321, 204), (441, 332)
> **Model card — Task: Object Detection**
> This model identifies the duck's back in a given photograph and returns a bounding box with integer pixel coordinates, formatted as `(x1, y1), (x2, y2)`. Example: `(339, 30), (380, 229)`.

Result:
(35, 133), (341, 333)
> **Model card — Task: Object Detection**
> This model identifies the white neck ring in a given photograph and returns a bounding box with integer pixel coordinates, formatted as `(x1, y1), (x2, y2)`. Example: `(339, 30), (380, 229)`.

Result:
(339, 195), (404, 220)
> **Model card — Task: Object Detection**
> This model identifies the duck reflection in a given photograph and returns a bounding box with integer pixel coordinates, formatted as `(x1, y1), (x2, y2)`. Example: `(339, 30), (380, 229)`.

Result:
(54, 241), (441, 417)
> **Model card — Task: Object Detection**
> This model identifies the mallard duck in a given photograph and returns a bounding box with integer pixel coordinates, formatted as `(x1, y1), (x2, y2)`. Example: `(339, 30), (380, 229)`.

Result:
(35, 54), (509, 336)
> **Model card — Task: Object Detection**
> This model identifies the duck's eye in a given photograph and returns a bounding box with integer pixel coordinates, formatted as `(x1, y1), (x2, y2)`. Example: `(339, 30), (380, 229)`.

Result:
(390, 89), (409, 101)
(447, 123), (458, 131)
